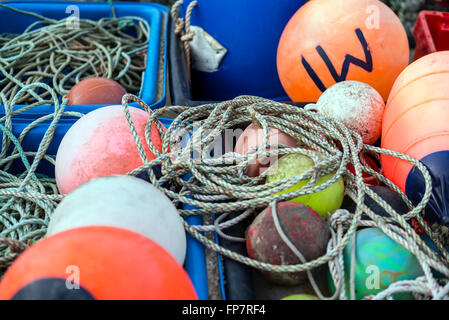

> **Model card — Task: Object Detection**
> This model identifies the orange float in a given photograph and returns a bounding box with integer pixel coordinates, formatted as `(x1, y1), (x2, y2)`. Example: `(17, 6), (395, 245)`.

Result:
(66, 77), (127, 105)
(277, 0), (409, 102)
(0, 226), (197, 300)
(381, 51), (449, 226)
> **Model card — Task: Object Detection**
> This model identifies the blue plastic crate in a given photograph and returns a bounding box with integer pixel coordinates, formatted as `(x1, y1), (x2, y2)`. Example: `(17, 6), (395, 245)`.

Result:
(0, 0), (169, 112)
(182, 201), (209, 301)
(169, 0), (306, 106)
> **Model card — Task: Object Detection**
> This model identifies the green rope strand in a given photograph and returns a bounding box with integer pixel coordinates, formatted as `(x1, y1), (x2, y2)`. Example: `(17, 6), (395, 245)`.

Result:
(0, 83), (82, 266)
(0, 4), (150, 105)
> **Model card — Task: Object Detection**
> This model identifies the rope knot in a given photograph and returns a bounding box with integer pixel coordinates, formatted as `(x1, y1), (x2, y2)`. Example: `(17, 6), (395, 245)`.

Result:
(0, 237), (28, 254)
(181, 31), (195, 42)
(174, 17), (185, 35)
(330, 209), (352, 229)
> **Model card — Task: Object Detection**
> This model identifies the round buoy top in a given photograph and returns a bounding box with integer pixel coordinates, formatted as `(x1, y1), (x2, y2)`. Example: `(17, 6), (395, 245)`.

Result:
(387, 51), (449, 109)
(66, 77), (127, 105)
(47, 175), (187, 265)
(315, 80), (385, 144)
(0, 226), (197, 300)
(281, 294), (319, 300)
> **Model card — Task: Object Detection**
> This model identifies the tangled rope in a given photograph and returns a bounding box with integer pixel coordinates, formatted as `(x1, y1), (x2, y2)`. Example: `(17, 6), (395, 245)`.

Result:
(0, 4), (150, 105)
(120, 94), (449, 300)
(0, 83), (83, 268)
(1, 81), (449, 299)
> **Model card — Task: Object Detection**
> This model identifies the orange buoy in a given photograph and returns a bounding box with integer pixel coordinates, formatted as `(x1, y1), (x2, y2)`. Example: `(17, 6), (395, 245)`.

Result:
(381, 51), (449, 226)
(66, 77), (127, 105)
(0, 226), (197, 300)
(277, 0), (409, 102)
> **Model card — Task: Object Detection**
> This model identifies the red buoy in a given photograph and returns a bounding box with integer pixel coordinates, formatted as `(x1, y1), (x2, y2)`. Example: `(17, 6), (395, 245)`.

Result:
(246, 202), (330, 285)
(0, 226), (197, 300)
(67, 77), (127, 105)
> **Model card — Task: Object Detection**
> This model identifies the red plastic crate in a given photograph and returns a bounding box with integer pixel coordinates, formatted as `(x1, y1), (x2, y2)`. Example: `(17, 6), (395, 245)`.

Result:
(431, 0), (449, 7)
(413, 10), (449, 61)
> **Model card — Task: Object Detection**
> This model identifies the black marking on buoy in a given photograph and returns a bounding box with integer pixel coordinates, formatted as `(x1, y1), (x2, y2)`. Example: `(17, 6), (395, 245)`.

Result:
(11, 278), (96, 300)
(301, 28), (373, 92)
(301, 56), (327, 92)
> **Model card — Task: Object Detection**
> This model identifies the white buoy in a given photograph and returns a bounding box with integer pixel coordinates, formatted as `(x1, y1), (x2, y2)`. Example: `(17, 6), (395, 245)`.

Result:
(309, 80), (385, 145)
(47, 175), (187, 264)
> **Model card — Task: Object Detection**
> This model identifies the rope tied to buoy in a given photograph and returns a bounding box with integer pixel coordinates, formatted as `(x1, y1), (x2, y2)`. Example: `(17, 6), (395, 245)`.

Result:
(0, 3), (151, 105)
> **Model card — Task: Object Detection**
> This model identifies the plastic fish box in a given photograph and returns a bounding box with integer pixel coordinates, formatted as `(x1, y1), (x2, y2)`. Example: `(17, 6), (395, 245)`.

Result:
(168, 0), (306, 106)
(0, 115), (209, 300)
(0, 0), (169, 112)
(413, 10), (449, 61)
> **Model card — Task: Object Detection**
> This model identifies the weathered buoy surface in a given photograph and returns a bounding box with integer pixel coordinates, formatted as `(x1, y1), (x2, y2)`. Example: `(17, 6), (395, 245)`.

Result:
(55, 105), (164, 194)
(246, 201), (330, 285)
(329, 228), (423, 299)
(0, 226), (197, 300)
(313, 81), (385, 145)
(47, 175), (186, 264)
(67, 77), (127, 105)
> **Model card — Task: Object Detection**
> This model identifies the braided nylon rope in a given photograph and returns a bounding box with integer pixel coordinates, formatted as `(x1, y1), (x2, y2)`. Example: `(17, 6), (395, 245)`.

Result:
(0, 4), (150, 105)
(170, 0), (197, 80)
(120, 93), (449, 299)
(0, 83), (83, 269)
